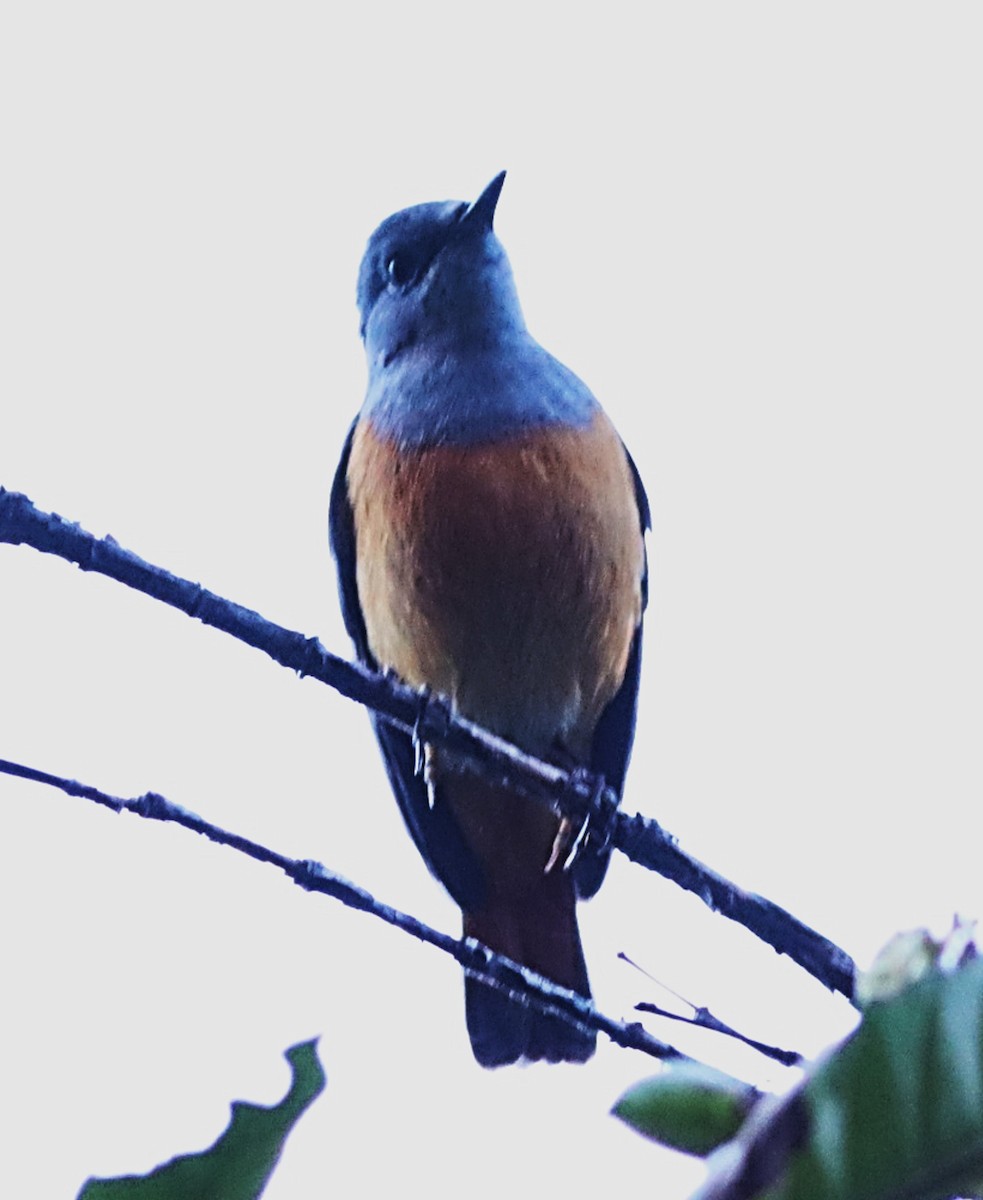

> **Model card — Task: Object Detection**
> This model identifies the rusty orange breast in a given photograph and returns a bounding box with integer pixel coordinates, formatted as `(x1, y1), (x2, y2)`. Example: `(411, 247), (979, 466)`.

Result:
(346, 411), (644, 762)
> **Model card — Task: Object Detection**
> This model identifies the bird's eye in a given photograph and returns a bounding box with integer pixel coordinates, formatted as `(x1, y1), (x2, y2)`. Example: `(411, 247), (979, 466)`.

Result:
(386, 254), (413, 288)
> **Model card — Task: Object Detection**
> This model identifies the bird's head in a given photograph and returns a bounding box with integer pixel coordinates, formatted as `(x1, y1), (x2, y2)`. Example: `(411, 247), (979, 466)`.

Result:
(356, 172), (525, 368)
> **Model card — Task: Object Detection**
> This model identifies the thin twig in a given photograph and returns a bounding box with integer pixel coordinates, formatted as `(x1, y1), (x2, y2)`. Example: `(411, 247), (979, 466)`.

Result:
(0, 755), (678, 1062)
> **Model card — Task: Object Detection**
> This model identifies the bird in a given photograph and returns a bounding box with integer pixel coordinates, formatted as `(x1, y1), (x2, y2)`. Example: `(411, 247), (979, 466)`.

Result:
(330, 172), (649, 1066)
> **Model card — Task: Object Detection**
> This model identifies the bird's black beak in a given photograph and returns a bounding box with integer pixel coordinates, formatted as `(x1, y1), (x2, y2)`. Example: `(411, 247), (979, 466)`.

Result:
(463, 171), (506, 231)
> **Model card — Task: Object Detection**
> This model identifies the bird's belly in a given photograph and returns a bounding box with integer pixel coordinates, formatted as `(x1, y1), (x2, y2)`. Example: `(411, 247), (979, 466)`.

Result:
(348, 412), (644, 761)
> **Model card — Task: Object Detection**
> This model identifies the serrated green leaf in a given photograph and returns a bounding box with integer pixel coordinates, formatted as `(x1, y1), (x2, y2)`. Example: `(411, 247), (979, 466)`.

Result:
(613, 1062), (758, 1156)
(696, 957), (983, 1200)
(77, 1039), (326, 1200)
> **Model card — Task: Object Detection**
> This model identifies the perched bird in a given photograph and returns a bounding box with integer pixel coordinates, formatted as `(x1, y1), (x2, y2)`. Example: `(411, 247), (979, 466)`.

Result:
(330, 172), (649, 1066)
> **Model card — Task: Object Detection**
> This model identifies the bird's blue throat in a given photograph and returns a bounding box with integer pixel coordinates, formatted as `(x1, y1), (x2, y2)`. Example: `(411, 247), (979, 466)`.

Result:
(361, 333), (600, 448)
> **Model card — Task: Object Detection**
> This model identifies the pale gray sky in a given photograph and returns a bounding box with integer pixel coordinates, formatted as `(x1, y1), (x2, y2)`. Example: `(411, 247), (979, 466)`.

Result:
(2, 5), (981, 1197)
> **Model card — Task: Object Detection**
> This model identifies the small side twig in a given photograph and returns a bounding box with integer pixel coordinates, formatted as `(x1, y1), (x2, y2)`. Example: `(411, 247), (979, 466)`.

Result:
(619, 953), (802, 1067)
(633, 1003), (801, 1068)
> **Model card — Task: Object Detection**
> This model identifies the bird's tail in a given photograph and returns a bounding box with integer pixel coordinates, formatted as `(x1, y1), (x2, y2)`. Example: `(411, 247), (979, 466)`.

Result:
(462, 870), (595, 1067)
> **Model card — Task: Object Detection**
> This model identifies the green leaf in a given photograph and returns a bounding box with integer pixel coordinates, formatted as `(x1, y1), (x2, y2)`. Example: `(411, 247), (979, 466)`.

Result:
(855, 918), (978, 1008)
(77, 1039), (326, 1200)
(695, 956), (983, 1200)
(613, 1062), (759, 1156)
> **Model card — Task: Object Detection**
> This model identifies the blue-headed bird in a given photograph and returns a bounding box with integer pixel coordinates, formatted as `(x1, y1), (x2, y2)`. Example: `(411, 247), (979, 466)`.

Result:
(330, 173), (649, 1066)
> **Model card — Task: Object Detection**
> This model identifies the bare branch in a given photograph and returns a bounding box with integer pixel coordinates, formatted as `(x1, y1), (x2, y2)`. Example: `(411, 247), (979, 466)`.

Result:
(0, 486), (857, 1000)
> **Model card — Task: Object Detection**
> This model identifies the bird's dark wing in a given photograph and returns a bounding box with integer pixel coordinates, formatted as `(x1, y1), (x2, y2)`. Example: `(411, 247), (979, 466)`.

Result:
(329, 422), (372, 661)
(329, 421), (485, 912)
(575, 447), (651, 899)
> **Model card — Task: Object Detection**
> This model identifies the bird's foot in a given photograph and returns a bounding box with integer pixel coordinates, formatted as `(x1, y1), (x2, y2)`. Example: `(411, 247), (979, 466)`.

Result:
(544, 766), (615, 873)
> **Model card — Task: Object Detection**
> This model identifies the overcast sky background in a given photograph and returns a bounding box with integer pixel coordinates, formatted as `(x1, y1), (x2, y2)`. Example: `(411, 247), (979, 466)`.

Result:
(2, 5), (981, 1197)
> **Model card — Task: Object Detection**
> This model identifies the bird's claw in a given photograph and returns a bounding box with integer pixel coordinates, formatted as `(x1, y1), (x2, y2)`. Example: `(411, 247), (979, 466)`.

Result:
(410, 686), (454, 808)
(544, 810), (592, 874)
